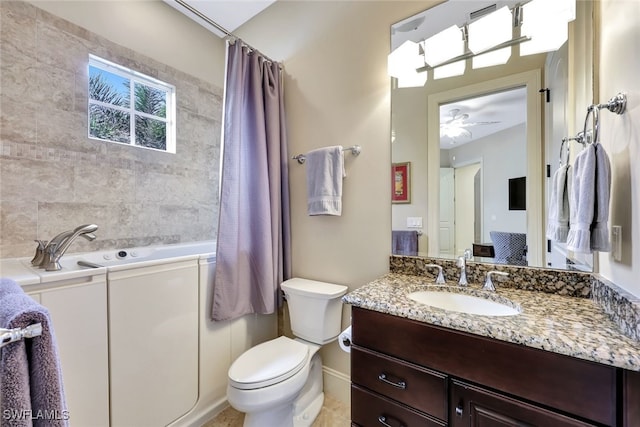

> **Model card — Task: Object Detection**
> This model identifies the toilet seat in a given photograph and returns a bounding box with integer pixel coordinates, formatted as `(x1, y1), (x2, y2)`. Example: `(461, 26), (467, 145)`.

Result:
(228, 336), (309, 390)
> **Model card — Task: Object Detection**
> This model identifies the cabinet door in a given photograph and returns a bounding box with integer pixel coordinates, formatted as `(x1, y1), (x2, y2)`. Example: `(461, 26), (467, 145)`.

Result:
(108, 260), (199, 427)
(450, 380), (596, 427)
(30, 277), (110, 427)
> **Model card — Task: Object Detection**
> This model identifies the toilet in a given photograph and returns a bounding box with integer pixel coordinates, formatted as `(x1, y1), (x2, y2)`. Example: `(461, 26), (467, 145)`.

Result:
(226, 278), (348, 427)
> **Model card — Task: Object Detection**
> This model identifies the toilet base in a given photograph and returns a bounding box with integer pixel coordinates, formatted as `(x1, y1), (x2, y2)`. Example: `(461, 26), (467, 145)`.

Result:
(293, 351), (324, 426)
(243, 403), (295, 427)
(293, 392), (323, 427)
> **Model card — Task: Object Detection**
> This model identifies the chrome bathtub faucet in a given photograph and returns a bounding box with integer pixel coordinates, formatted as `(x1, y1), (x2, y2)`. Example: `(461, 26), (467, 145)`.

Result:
(38, 224), (99, 271)
(424, 264), (445, 284)
(483, 271), (509, 292)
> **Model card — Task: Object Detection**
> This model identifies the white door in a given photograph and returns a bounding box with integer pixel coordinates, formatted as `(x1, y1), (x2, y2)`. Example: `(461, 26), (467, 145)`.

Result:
(439, 167), (455, 257)
(455, 163), (481, 257)
(545, 43), (569, 269)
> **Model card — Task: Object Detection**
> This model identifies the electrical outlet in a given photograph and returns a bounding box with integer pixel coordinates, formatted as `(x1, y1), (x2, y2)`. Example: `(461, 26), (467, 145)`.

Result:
(612, 225), (622, 261)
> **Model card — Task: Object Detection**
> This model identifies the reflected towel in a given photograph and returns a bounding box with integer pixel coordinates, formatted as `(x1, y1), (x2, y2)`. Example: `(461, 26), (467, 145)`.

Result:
(306, 146), (345, 216)
(591, 143), (612, 251)
(392, 230), (418, 256)
(0, 278), (68, 426)
(546, 163), (572, 242)
(566, 144), (596, 253)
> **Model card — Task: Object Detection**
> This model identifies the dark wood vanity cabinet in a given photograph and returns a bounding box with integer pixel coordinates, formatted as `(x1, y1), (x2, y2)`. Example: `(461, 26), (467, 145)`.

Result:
(350, 307), (639, 427)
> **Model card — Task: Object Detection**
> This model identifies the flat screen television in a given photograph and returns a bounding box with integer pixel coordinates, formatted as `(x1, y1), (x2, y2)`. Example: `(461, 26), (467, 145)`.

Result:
(509, 176), (526, 210)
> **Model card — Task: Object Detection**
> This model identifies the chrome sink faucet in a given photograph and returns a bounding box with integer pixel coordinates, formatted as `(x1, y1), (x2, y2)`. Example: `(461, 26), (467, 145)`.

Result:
(424, 264), (446, 284)
(483, 271), (509, 292)
(38, 224), (98, 271)
(456, 248), (472, 286)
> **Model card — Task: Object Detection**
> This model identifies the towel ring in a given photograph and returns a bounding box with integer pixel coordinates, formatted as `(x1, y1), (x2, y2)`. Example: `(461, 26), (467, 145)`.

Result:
(582, 104), (601, 145)
(559, 138), (571, 166)
(582, 93), (627, 145)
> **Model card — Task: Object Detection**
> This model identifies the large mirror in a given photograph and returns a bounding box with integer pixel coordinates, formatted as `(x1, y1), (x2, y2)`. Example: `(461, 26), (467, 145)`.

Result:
(390, 0), (595, 271)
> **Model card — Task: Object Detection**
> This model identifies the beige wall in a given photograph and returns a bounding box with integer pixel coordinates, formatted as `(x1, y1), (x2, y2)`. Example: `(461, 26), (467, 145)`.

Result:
(0, 1), (226, 257)
(28, 0), (226, 86)
(597, 0), (640, 296)
(235, 0), (438, 403)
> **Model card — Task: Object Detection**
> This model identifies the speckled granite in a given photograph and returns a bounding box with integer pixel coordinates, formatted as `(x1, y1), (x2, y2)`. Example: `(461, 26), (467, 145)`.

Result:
(343, 273), (640, 372)
(390, 255), (593, 298)
(592, 275), (640, 341)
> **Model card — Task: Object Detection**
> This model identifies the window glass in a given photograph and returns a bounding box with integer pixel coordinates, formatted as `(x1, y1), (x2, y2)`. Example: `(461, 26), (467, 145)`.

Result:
(88, 55), (175, 153)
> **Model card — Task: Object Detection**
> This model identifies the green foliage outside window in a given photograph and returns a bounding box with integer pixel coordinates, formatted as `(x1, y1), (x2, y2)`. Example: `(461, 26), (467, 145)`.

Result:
(88, 56), (173, 152)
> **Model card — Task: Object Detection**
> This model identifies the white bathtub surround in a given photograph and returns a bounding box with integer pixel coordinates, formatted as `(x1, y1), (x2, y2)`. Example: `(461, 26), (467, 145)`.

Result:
(213, 40), (291, 321)
(3, 241), (277, 427)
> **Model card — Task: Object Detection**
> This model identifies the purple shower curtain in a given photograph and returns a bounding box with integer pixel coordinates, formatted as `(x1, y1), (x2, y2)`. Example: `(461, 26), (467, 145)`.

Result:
(211, 40), (291, 321)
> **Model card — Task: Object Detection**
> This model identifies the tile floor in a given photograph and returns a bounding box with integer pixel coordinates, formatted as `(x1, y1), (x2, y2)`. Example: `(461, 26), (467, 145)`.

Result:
(202, 394), (350, 426)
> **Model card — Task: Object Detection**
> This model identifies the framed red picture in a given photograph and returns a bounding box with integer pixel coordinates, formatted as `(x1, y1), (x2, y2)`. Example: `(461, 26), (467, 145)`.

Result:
(391, 162), (411, 203)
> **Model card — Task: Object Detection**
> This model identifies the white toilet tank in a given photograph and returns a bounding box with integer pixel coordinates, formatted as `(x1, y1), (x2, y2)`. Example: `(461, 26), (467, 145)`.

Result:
(281, 278), (348, 345)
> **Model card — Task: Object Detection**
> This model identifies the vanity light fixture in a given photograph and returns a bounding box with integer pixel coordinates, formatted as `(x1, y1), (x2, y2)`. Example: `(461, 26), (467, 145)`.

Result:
(520, 0), (574, 56)
(388, 0), (576, 83)
(423, 25), (466, 79)
(423, 25), (464, 68)
(387, 39), (427, 88)
(468, 6), (513, 68)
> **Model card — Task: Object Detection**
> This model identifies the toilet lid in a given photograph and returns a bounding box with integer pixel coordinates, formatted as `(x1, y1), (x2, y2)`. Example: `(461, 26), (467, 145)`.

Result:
(228, 336), (309, 390)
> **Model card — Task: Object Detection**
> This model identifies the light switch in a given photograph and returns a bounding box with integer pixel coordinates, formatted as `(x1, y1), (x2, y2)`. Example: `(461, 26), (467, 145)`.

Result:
(407, 217), (423, 228)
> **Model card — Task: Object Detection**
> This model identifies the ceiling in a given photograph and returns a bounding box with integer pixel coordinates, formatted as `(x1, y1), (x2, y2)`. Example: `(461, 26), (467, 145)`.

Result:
(163, 0), (277, 37)
(439, 86), (526, 148)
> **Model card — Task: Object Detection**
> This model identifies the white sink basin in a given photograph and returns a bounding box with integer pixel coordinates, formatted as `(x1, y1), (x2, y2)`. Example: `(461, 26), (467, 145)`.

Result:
(408, 290), (520, 316)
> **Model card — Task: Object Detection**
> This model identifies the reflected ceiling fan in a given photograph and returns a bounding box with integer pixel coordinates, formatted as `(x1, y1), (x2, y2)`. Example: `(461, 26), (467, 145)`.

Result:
(440, 108), (500, 142)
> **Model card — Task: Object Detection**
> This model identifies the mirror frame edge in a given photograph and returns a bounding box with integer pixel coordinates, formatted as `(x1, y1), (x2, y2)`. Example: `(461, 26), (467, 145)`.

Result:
(426, 69), (543, 265)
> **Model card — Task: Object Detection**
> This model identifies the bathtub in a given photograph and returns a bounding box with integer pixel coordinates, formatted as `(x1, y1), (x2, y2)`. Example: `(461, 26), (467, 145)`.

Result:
(1, 241), (277, 427)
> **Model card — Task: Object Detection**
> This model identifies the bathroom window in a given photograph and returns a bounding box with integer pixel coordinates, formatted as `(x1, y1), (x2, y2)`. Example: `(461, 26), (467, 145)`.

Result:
(88, 55), (176, 153)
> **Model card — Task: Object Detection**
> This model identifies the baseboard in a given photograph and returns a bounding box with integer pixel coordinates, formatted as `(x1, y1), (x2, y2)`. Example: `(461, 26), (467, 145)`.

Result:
(169, 397), (229, 427)
(322, 366), (351, 409)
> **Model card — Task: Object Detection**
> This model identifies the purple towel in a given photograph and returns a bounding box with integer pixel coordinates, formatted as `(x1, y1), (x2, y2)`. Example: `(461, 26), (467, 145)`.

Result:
(392, 230), (419, 256)
(0, 278), (68, 426)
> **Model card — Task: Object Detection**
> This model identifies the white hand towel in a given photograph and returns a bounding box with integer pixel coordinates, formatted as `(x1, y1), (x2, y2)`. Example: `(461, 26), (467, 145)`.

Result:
(546, 163), (571, 242)
(591, 143), (612, 251)
(305, 146), (345, 216)
(566, 144), (596, 253)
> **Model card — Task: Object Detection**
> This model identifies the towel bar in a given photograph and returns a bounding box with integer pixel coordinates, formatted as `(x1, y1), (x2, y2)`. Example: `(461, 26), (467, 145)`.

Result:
(292, 145), (361, 164)
(0, 323), (42, 349)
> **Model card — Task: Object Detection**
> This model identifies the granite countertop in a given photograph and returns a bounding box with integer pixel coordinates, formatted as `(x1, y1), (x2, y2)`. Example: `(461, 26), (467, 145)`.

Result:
(343, 273), (640, 371)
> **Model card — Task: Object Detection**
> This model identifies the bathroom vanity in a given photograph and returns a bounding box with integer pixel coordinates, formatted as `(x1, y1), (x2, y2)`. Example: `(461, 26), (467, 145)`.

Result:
(345, 272), (640, 427)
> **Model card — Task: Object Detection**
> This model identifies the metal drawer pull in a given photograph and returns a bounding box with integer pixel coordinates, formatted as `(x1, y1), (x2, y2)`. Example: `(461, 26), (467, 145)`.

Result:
(455, 403), (464, 416)
(378, 414), (406, 427)
(378, 373), (407, 389)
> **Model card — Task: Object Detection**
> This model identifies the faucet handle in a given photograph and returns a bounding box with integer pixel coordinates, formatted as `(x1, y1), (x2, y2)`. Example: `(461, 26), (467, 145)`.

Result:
(424, 264), (445, 284)
(483, 271), (509, 292)
(30, 240), (48, 266)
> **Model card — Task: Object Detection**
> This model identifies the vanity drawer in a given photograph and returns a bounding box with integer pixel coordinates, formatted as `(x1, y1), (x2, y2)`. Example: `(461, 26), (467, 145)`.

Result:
(351, 346), (448, 420)
(352, 307), (617, 426)
(352, 385), (445, 427)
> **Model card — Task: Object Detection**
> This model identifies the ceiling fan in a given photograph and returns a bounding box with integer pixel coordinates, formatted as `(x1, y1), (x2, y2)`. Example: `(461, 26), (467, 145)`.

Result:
(440, 108), (500, 142)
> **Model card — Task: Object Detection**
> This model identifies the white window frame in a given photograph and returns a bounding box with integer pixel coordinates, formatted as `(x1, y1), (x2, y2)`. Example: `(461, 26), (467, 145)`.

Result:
(88, 54), (176, 153)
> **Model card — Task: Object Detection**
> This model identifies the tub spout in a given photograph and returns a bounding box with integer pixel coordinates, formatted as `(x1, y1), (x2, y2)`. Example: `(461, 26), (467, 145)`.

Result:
(40, 224), (98, 271)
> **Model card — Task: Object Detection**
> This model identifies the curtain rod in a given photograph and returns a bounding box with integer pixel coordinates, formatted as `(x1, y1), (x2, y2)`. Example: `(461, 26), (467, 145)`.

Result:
(173, 0), (278, 65)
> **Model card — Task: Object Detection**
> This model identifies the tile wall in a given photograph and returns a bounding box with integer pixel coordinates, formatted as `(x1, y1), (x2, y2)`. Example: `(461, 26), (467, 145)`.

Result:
(0, 1), (223, 258)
